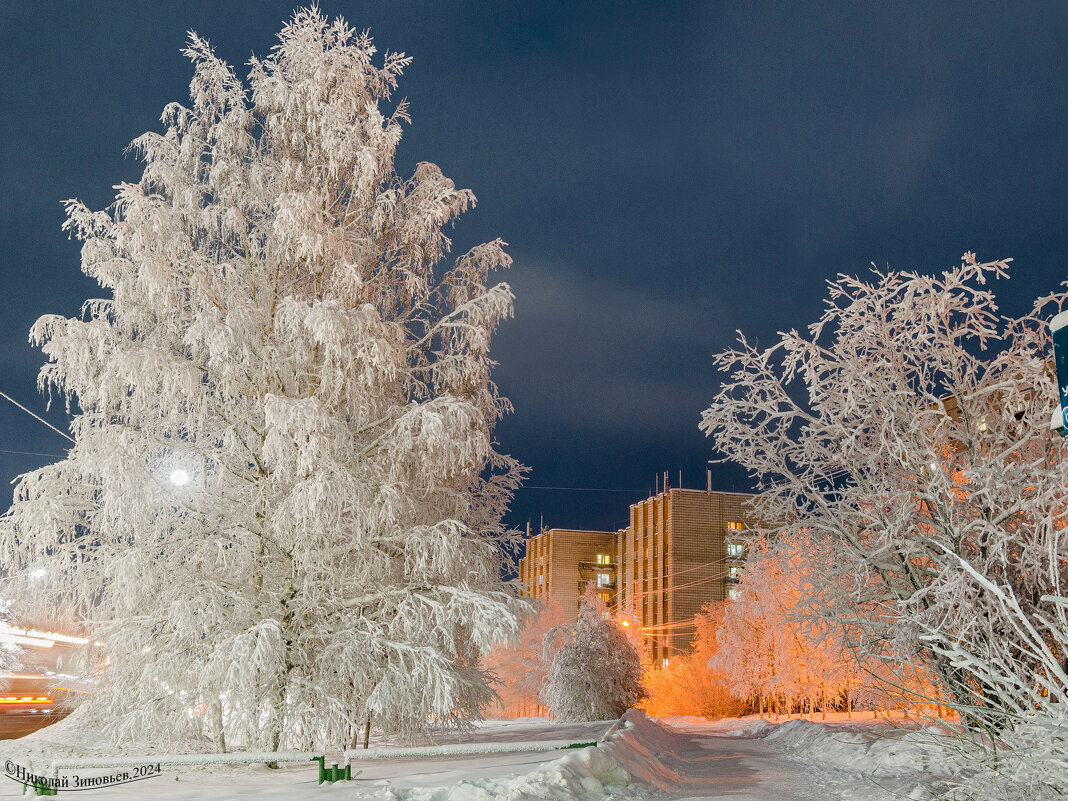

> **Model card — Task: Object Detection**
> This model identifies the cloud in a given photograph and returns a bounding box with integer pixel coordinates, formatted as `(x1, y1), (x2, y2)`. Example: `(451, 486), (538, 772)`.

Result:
(493, 255), (720, 435)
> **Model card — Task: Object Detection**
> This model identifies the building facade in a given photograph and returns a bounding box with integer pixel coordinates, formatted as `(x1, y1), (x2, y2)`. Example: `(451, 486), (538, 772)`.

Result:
(518, 478), (754, 665)
(518, 528), (617, 615)
(617, 486), (752, 664)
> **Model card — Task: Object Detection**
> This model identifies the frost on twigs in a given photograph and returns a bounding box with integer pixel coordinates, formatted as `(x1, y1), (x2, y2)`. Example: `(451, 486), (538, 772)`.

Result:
(0, 8), (525, 753)
(701, 257), (1068, 799)
(541, 587), (645, 722)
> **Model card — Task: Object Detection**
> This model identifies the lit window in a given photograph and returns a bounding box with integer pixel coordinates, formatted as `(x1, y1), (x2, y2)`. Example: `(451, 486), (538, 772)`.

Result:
(597, 573), (612, 587)
(598, 591), (610, 603)
(727, 588), (741, 601)
(728, 565), (742, 578)
(662, 658), (669, 668)
(727, 542), (744, 558)
(727, 521), (744, 531)
(537, 575), (544, 586)
(596, 553), (610, 565)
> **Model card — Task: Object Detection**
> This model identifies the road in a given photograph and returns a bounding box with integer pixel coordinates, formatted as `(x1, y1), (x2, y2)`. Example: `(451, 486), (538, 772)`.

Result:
(0, 714), (61, 740)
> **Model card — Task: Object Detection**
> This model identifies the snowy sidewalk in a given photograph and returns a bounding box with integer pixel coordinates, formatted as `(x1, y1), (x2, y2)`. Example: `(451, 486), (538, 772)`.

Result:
(618, 716), (939, 800)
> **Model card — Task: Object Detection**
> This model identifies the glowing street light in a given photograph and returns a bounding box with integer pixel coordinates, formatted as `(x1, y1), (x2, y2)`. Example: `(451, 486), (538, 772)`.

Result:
(169, 469), (191, 487)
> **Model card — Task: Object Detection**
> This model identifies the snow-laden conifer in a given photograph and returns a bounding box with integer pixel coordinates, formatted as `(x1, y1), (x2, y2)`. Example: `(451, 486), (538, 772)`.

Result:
(0, 8), (524, 752)
(541, 587), (644, 722)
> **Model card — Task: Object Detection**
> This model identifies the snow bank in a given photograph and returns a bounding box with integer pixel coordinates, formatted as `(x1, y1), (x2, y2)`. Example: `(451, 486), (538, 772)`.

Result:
(371, 716), (653, 800)
(345, 739), (597, 762)
(374, 738), (633, 801)
(50, 750), (318, 772)
(764, 718), (958, 779)
(675, 715), (774, 738)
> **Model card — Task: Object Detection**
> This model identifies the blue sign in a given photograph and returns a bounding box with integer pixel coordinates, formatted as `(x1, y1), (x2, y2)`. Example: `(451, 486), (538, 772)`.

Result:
(1052, 311), (1068, 434)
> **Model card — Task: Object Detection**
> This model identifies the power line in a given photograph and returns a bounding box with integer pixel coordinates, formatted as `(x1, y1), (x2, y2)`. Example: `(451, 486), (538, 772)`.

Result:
(522, 485), (645, 493)
(0, 391), (74, 444)
(0, 449), (66, 459)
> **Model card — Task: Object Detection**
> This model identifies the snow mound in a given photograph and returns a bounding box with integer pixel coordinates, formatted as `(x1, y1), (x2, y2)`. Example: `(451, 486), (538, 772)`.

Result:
(0, 707), (118, 763)
(684, 715), (774, 738)
(764, 718), (958, 779)
(376, 738), (633, 800)
(374, 710), (677, 799)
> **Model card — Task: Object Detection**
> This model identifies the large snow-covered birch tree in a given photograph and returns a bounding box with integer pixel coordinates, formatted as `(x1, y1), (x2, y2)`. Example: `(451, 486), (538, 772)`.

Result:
(0, 8), (525, 751)
(701, 257), (1068, 799)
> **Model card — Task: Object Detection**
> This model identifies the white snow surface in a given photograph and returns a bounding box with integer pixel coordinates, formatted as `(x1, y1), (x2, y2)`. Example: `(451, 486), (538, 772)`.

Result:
(0, 712), (955, 799)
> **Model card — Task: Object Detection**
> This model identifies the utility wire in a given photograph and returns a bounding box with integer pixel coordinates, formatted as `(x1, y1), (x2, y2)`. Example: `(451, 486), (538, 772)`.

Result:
(0, 391), (75, 444)
(522, 485), (645, 493)
(0, 449), (66, 459)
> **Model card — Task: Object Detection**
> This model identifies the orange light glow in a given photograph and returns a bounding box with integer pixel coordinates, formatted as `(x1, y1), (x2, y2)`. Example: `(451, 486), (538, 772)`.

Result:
(620, 620), (630, 627)
(0, 696), (53, 704)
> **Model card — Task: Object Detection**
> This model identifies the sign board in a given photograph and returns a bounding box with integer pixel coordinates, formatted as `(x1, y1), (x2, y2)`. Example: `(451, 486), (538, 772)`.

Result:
(1051, 311), (1068, 434)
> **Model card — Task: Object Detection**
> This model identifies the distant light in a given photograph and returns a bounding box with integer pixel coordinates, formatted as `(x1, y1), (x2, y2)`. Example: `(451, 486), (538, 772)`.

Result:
(620, 620), (630, 627)
(31, 569), (46, 579)
(4, 635), (54, 649)
(0, 625), (89, 646)
(169, 469), (190, 487)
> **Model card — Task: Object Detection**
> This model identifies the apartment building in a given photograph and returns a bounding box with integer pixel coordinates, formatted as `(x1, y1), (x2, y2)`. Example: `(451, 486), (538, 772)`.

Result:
(617, 483), (752, 664)
(518, 474), (754, 665)
(517, 527), (617, 616)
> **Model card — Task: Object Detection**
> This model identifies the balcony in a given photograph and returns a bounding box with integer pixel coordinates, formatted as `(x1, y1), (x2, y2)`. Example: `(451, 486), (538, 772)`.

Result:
(579, 580), (616, 593)
(579, 560), (617, 570)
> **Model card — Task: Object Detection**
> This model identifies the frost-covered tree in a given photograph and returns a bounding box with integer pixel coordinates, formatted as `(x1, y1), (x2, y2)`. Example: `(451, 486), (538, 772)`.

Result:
(701, 256), (1068, 798)
(0, 8), (525, 752)
(541, 587), (645, 722)
(641, 602), (743, 719)
(484, 599), (565, 718)
(713, 533), (867, 718)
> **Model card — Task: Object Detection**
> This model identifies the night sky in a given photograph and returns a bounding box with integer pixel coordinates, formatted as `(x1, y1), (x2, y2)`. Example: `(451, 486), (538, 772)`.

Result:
(2, 2), (1066, 543)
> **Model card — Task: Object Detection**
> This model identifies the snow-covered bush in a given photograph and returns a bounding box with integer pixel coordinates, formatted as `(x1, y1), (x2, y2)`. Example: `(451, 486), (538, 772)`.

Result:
(484, 599), (565, 717)
(701, 256), (1068, 798)
(0, 8), (524, 752)
(541, 587), (645, 722)
(642, 601), (744, 718)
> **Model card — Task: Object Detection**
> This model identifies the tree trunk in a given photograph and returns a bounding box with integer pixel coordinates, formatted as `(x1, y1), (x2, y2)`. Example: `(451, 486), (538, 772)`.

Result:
(210, 699), (226, 754)
(265, 667), (289, 768)
(363, 714), (372, 749)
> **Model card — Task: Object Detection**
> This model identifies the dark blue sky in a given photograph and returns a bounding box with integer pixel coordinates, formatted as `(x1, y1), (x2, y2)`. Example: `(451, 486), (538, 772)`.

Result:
(1, 2), (1066, 538)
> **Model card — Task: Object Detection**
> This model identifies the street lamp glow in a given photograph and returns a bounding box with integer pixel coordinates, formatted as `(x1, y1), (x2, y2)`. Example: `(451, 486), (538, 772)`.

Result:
(169, 469), (191, 487)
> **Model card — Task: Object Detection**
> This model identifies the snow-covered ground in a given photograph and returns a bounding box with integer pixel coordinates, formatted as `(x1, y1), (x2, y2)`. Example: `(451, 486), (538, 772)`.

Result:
(0, 711), (955, 799)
